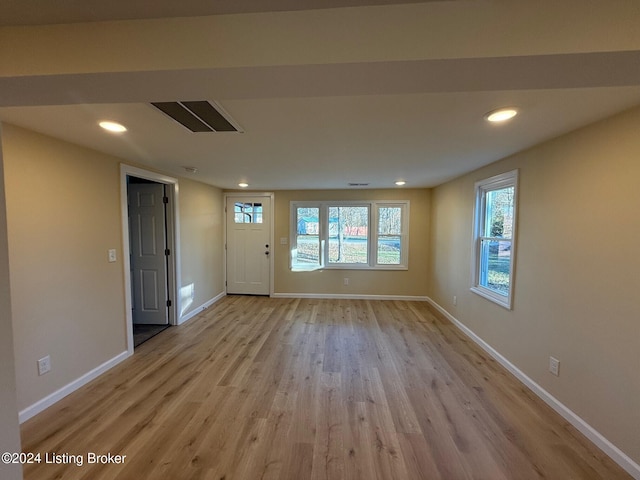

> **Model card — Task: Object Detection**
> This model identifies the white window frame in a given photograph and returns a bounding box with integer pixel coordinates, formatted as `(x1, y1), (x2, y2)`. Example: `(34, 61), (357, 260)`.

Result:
(290, 200), (409, 271)
(471, 170), (518, 309)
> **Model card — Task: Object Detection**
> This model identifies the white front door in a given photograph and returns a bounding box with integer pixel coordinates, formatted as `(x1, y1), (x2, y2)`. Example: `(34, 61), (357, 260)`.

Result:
(128, 182), (169, 324)
(226, 195), (271, 295)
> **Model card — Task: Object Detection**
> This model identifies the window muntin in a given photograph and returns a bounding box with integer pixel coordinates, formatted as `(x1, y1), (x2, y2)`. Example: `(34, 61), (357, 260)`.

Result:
(472, 171), (518, 309)
(290, 200), (408, 270)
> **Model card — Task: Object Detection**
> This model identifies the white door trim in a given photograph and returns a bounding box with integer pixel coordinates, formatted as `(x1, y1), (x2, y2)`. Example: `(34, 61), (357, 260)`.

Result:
(120, 164), (181, 354)
(224, 192), (274, 297)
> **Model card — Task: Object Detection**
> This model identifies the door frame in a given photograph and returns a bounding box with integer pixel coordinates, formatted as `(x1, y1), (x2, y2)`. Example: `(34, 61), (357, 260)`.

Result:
(224, 192), (275, 297)
(120, 164), (181, 354)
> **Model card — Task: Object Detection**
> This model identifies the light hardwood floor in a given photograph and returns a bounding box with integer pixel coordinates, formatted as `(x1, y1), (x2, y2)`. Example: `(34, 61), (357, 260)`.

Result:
(21, 296), (631, 479)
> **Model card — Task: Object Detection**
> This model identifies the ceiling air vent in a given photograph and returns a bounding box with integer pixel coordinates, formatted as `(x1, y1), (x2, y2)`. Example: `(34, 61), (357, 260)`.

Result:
(348, 182), (370, 187)
(151, 101), (243, 133)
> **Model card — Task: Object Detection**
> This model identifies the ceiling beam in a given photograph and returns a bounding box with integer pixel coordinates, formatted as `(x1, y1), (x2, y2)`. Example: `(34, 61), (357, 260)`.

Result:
(1, 2), (639, 78)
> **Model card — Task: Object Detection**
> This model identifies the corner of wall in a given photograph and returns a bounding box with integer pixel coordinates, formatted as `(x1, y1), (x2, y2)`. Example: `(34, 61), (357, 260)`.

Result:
(0, 123), (24, 480)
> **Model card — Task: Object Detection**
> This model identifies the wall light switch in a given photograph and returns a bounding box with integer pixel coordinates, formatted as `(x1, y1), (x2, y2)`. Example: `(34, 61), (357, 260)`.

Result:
(280, 237), (288, 245)
(108, 249), (117, 263)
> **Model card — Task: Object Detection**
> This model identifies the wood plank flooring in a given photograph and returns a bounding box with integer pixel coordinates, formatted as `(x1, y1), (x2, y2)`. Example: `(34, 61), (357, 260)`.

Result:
(20, 296), (631, 479)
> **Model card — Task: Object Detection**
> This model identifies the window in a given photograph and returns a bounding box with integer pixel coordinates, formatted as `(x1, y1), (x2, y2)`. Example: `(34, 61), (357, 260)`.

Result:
(234, 202), (262, 223)
(471, 170), (518, 309)
(328, 206), (369, 265)
(377, 205), (403, 265)
(291, 201), (409, 270)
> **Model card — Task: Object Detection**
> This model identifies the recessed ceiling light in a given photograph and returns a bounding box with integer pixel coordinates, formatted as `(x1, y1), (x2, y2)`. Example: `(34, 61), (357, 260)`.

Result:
(238, 182), (249, 188)
(99, 121), (127, 133)
(485, 108), (518, 123)
(395, 180), (406, 186)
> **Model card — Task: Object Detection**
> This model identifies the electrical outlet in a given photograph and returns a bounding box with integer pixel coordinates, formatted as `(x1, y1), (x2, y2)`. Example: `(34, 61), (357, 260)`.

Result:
(108, 249), (117, 263)
(549, 356), (560, 376)
(38, 355), (51, 376)
(344, 278), (349, 286)
(453, 295), (457, 306)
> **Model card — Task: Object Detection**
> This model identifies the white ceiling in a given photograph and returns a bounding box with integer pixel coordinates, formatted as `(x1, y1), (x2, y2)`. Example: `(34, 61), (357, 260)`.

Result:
(1, 2), (640, 190)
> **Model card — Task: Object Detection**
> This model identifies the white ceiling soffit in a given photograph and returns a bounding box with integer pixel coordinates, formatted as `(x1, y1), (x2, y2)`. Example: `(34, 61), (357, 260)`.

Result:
(2, 52), (640, 107)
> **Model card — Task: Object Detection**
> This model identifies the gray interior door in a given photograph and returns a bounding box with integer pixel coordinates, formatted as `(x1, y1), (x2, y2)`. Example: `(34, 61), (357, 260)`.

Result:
(128, 182), (169, 325)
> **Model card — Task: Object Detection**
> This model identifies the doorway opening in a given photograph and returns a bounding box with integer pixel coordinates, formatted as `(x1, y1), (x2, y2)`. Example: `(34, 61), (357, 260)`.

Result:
(128, 176), (170, 346)
(120, 165), (180, 354)
(133, 323), (169, 347)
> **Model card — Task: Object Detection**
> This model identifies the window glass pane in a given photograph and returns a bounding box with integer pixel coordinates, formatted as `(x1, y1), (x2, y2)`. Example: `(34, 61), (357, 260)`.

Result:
(378, 207), (402, 235)
(479, 239), (511, 295)
(253, 203), (263, 224)
(378, 235), (401, 264)
(296, 207), (320, 265)
(234, 202), (263, 223)
(484, 186), (515, 238)
(328, 206), (368, 264)
(377, 206), (402, 264)
(234, 203), (245, 223)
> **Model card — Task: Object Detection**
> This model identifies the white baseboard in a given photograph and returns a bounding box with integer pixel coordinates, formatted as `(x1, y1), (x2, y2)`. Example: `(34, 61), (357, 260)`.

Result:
(272, 293), (429, 301)
(426, 297), (640, 480)
(19, 350), (130, 424)
(178, 291), (226, 325)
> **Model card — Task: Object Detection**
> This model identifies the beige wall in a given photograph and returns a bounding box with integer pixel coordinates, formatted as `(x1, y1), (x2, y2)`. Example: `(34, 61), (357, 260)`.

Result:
(178, 177), (224, 316)
(428, 106), (640, 465)
(2, 124), (224, 413)
(4, 124), (127, 411)
(274, 188), (430, 297)
(0, 125), (22, 480)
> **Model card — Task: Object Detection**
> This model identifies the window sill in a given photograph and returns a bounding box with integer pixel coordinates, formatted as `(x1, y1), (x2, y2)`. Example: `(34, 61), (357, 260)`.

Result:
(470, 286), (512, 310)
(292, 265), (408, 272)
